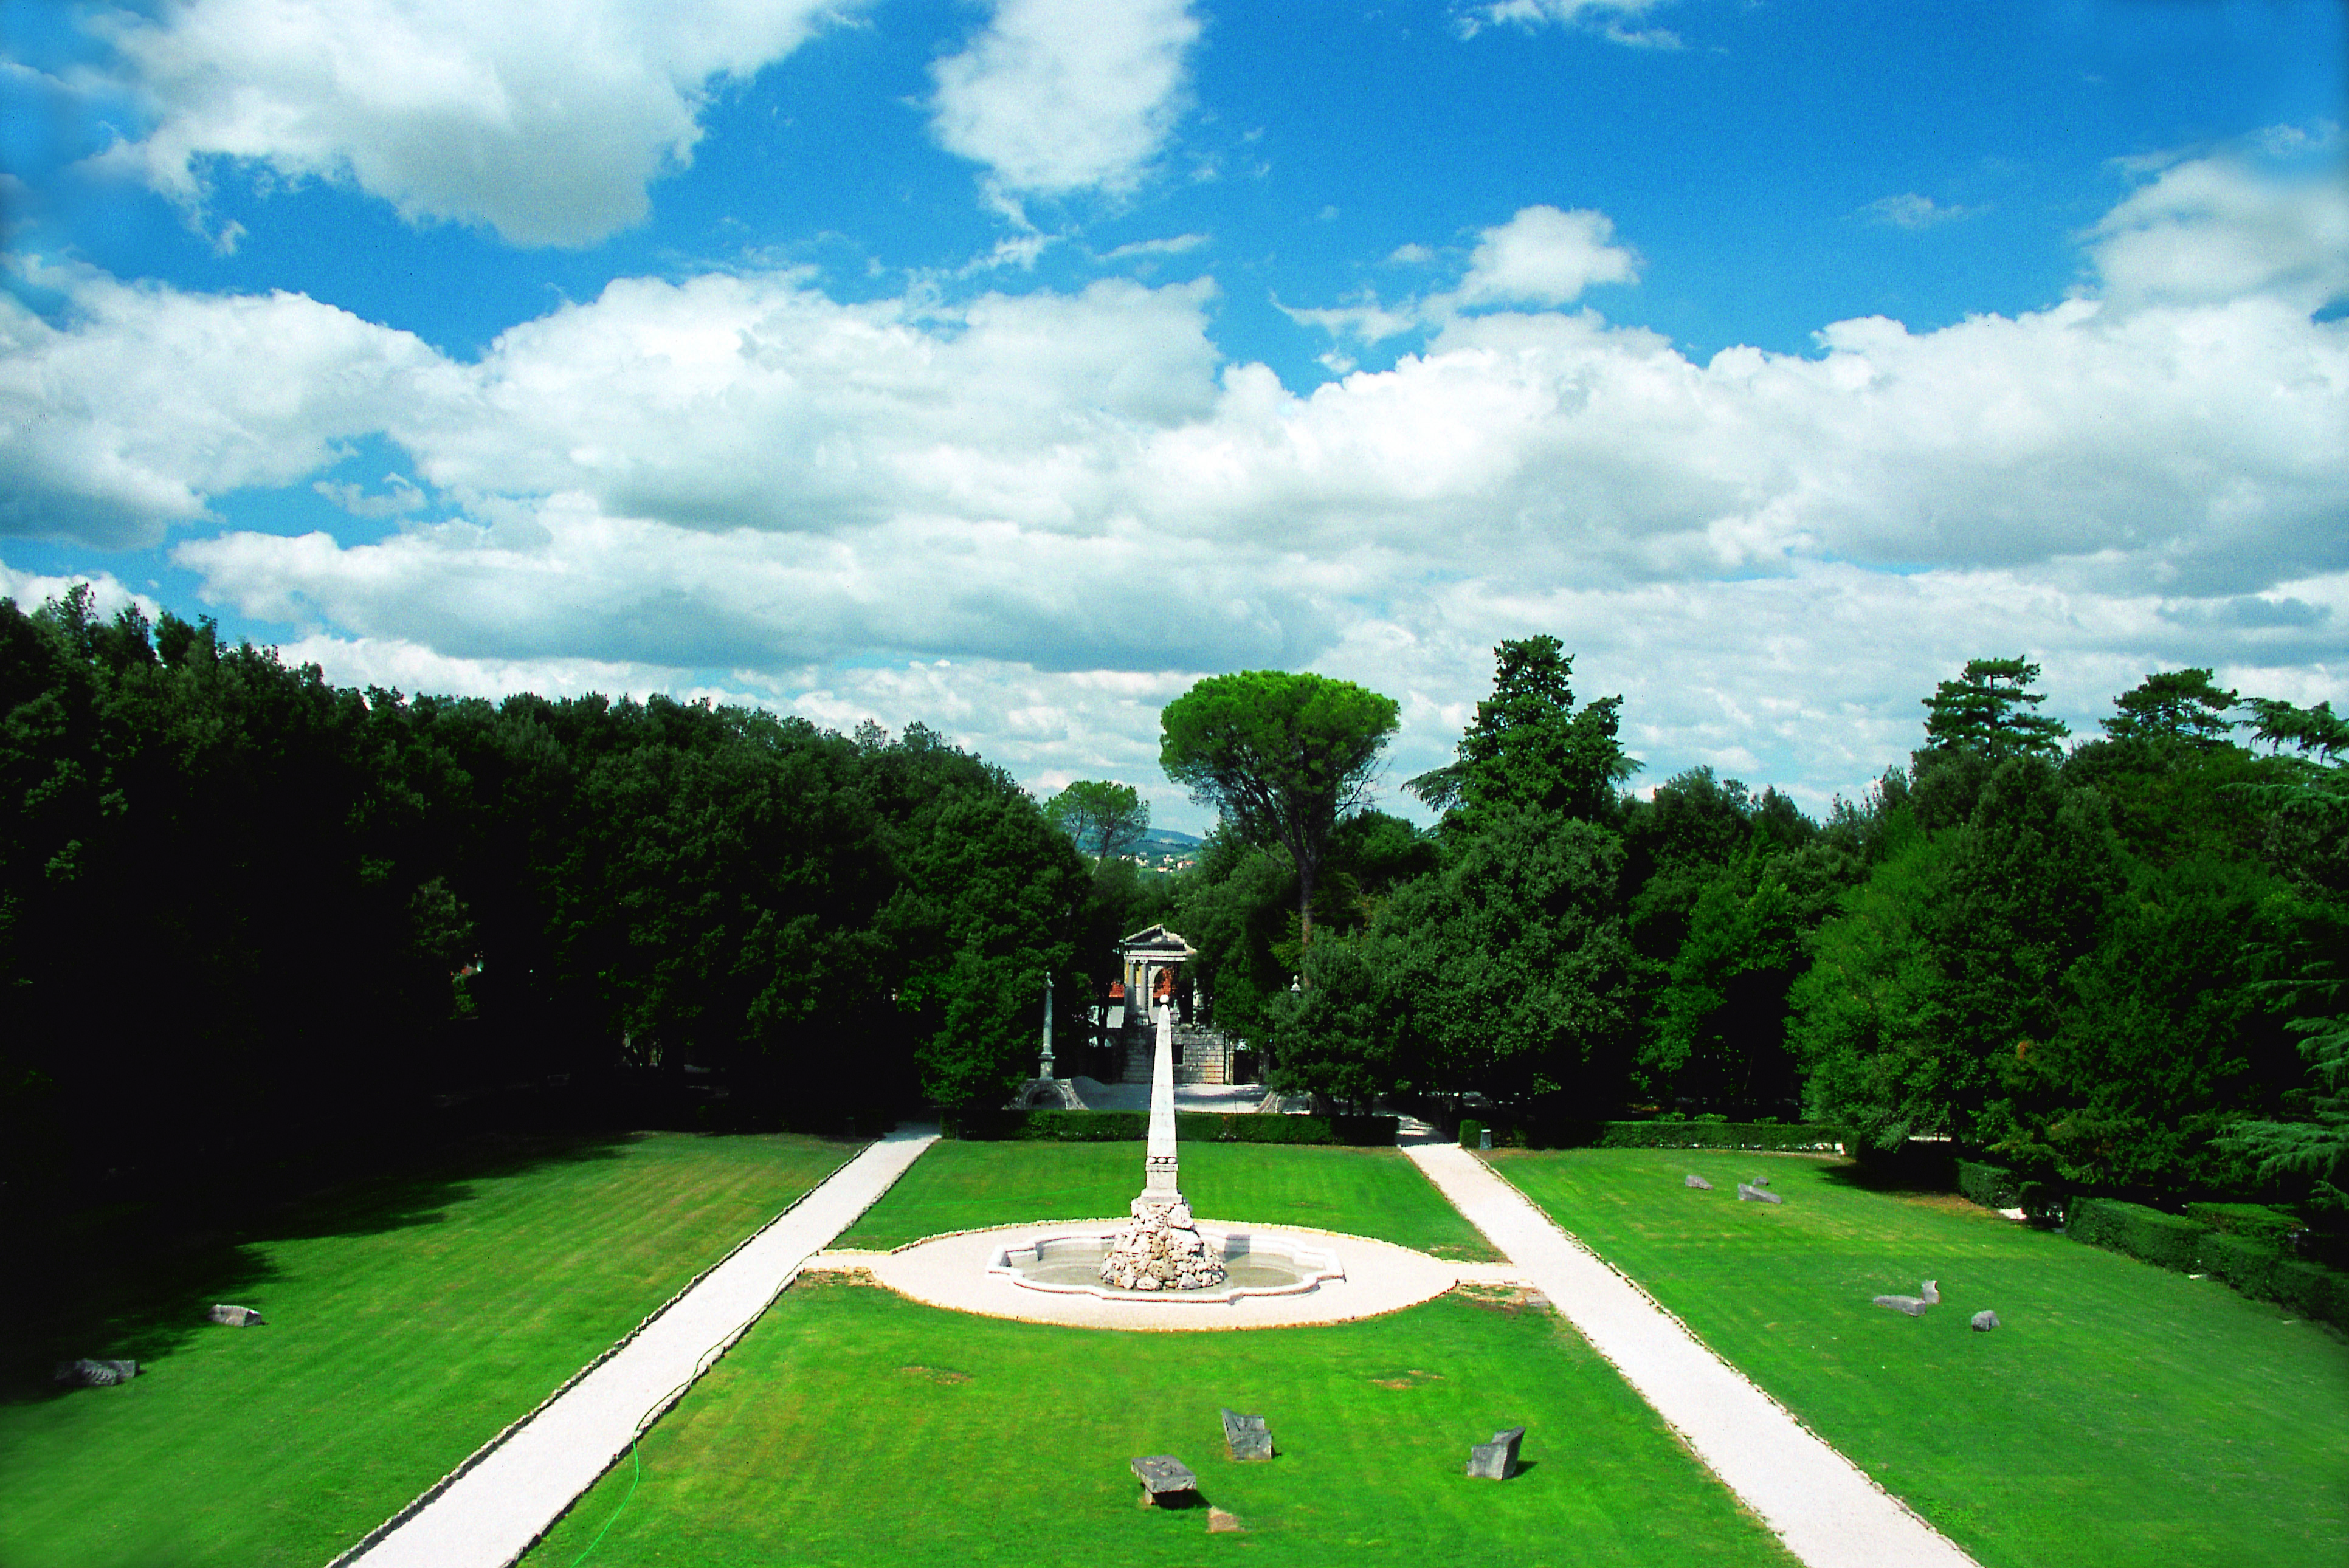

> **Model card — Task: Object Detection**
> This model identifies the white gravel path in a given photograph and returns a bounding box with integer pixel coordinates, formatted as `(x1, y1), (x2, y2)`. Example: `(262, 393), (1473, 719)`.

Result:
(1404, 1141), (1980, 1568)
(334, 1126), (938, 1568)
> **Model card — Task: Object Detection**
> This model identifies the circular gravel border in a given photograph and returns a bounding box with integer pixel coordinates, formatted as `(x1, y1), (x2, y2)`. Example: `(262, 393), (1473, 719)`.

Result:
(818, 1220), (1520, 1332)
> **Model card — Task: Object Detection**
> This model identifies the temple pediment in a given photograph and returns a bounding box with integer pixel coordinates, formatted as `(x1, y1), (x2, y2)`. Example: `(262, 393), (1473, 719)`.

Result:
(1117, 924), (1196, 960)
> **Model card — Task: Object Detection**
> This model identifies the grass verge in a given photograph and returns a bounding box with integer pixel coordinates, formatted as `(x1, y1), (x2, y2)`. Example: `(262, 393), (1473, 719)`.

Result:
(0, 1130), (855, 1568)
(835, 1139), (1500, 1259)
(523, 1277), (1796, 1567)
(1490, 1147), (2349, 1568)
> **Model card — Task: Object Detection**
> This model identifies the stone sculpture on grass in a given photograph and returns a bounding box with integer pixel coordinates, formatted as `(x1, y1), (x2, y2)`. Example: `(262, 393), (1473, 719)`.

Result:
(1685, 1174), (1713, 1189)
(53, 1358), (138, 1387)
(1221, 1408), (1274, 1461)
(1466, 1425), (1525, 1479)
(1131, 1455), (1198, 1507)
(208, 1303), (264, 1326)
(1872, 1280), (1941, 1316)
(1737, 1183), (1782, 1204)
(1971, 1309), (1999, 1331)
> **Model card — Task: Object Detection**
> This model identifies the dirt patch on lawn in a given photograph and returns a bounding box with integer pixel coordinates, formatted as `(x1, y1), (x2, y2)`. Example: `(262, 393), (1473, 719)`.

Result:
(1450, 1283), (1556, 1317)
(1368, 1367), (1445, 1389)
(898, 1364), (973, 1385)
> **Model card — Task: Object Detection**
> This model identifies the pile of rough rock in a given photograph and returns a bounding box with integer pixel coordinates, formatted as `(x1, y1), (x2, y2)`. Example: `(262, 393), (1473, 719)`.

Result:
(1099, 1197), (1226, 1292)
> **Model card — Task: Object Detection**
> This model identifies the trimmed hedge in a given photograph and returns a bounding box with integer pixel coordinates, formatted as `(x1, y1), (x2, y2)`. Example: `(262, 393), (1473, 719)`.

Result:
(1468, 1119), (1846, 1152)
(2068, 1197), (2208, 1272)
(2065, 1195), (2349, 1329)
(2195, 1231), (2283, 1300)
(1458, 1118), (1485, 1148)
(942, 1107), (1397, 1146)
(2184, 1201), (2302, 1248)
(1956, 1160), (2020, 1209)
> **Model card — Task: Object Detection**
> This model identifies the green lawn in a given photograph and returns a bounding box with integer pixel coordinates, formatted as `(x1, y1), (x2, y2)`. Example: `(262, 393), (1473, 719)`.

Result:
(836, 1138), (1501, 1259)
(0, 1130), (855, 1568)
(1489, 1147), (2349, 1568)
(523, 1277), (1798, 1567)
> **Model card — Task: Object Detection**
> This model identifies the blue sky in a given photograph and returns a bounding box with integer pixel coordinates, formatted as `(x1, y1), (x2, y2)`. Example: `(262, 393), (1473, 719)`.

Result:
(4, 0), (2344, 830)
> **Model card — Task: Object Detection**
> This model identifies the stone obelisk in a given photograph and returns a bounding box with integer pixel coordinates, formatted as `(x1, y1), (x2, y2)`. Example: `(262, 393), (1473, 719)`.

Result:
(1099, 981), (1225, 1291)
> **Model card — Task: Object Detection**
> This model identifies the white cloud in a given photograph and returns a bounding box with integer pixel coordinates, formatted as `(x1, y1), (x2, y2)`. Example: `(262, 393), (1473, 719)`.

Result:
(1457, 0), (1680, 49)
(7, 163), (2347, 819)
(1453, 205), (1640, 306)
(1102, 232), (1210, 260)
(92, 0), (862, 246)
(0, 559), (160, 624)
(0, 262), (446, 546)
(2086, 153), (2349, 311)
(1864, 193), (1987, 230)
(928, 0), (1201, 199)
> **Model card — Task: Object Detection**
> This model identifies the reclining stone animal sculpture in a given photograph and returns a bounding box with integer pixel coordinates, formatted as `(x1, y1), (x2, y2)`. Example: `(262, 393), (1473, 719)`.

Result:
(1872, 1280), (1940, 1316)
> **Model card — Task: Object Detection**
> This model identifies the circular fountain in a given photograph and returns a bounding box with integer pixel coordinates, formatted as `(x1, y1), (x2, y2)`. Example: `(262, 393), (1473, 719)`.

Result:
(986, 1228), (1344, 1304)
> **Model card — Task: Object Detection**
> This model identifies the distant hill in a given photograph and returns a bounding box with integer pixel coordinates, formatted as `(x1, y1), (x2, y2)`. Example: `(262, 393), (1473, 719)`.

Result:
(1124, 827), (1202, 872)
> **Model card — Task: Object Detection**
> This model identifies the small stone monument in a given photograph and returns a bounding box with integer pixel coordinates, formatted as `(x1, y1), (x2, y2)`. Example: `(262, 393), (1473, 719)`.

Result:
(53, 1358), (139, 1387)
(1466, 1425), (1525, 1480)
(1131, 1454), (1198, 1506)
(1970, 1309), (1999, 1332)
(1100, 996), (1225, 1293)
(1747, 1175), (1770, 1188)
(1737, 1183), (1782, 1204)
(208, 1303), (264, 1327)
(1872, 1280), (1941, 1316)
(1221, 1408), (1274, 1461)
(1685, 1174), (1713, 1190)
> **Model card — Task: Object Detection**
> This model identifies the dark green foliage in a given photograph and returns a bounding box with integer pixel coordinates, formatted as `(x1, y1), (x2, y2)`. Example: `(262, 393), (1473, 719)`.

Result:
(1372, 808), (1635, 1107)
(1984, 853), (2297, 1192)
(1793, 757), (2125, 1150)
(1457, 1118), (1485, 1147)
(2269, 1257), (2349, 1326)
(2194, 1230), (2282, 1299)
(1159, 669), (1399, 950)
(2066, 1197), (2207, 1273)
(1956, 1160), (2018, 1209)
(2182, 1201), (2304, 1246)
(942, 1108), (1396, 1145)
(1262, 936), (1397, 1109)
(1042, 779), (1148, 867)
(0, 587), (1096, 1208)
(1406, 635), (1633, 828)
(1920, 655), (2070, 760)
(2101, 668), (2241, 749)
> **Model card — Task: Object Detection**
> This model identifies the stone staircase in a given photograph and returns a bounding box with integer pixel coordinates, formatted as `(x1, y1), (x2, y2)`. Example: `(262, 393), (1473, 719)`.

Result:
(1119, 1023), (1234, 1086)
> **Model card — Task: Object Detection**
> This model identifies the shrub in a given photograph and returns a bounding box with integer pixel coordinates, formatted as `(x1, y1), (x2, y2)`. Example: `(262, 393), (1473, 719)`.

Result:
(1457, 1118), (1485, 1149)
(2196, 1231), (2281, 1300)
(2015, 1180), (2067, 1224)
(2067, 1197), (2206, 1273)
(1585, 1121), (1846, 1152)
(2268, 1259), (2349, 1328)
(2182, 1202), (2302, 1248)
(1956, 1160), (2018, 1209)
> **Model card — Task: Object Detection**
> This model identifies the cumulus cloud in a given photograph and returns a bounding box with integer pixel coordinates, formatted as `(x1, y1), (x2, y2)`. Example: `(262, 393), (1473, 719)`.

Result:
(0, 559), (160, 623)
(928, 0), (1201, 199)
(91, 0), (862, 246)
(7, 159), (2345, 814)
(1453, 204), (1640, 306)
(2086, 152), (2349, 311)
(1864, 193), (1987, 230)
(0, 264), (446, 546)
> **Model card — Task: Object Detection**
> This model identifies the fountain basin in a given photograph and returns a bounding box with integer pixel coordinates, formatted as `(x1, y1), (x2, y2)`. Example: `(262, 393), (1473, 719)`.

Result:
(986, 1229), (1344, 1304)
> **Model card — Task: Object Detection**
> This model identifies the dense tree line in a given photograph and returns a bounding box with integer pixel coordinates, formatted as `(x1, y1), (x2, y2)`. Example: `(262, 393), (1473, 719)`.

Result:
(1167, 640), (2346, 1215)
(10, 577), (2342, 1223)
(1, 588), (1087, 1202)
